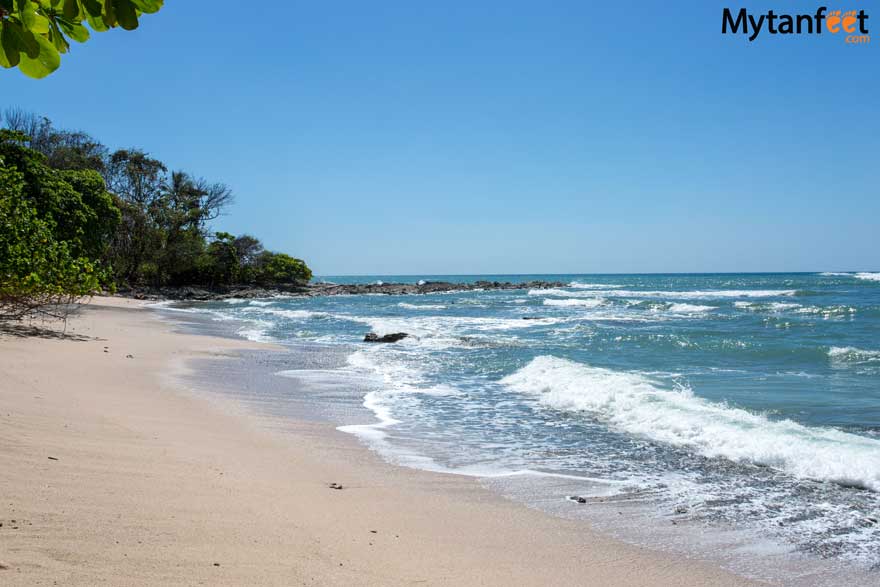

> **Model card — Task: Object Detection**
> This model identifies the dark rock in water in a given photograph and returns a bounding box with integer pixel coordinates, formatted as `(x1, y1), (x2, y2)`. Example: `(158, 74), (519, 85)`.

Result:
(116, 279), (569, 301)
(364, 332), (409, 343)
(568, 495), (588, 504)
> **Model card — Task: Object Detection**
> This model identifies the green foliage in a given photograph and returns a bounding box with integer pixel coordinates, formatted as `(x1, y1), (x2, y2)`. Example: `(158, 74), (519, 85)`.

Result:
(2, 109), (107, 172)
(0, 163), (102, 319)
(0, 0), (164, 78)
(199, 232), (239, 286)
(1, 110), (313, 318)
(0, 128), (119, 268)
(255, 252), (313, 286)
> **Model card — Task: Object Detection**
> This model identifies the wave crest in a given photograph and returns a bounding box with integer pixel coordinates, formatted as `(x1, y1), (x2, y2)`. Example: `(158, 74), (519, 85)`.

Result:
(501, 356), (880, 491)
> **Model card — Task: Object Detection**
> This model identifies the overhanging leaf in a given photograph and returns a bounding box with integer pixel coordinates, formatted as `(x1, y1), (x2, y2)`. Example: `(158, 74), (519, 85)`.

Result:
(61, 0), (80, 19)
(0, 23), (22, 68)
(49, 20), (70, 53)
(17, 31), (60, 77)
(57, 16), (89, 42)
(130, 0), (161, 13)
(6, 20), (39, 58)
(112, 0), (137, 30)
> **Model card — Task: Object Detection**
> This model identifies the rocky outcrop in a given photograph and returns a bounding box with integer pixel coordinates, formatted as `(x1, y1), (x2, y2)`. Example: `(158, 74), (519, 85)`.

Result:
(116, 280), (566, 301)
(302, 280), (566, 297)
(363, 332), (409, 343)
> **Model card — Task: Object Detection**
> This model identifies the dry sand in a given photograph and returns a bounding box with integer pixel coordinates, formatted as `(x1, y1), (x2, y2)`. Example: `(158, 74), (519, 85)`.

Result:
(0, 297), (756, 586)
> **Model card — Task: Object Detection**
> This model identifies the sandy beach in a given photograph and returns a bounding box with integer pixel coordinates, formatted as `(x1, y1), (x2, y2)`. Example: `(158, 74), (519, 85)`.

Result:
(0, 297), (755, 586)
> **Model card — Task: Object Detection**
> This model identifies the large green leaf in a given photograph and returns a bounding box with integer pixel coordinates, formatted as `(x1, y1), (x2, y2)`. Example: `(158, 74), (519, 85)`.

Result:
(61, 0), (81, 19)
(0, 23), (22, 68)
(81, 0), (105, 17)
(130, 0), (161, 13)
(17, 31), (60, 78)
(57, 16), (90, 42)
(112, 0), (138, 30)
(6, 20), (39, 58)
(84, 10), (109, 32)
(48, 20), (70, 53)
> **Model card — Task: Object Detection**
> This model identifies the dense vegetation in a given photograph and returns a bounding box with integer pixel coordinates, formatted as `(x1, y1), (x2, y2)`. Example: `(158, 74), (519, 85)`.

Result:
(1, 0), (163, 78)
(0, 110), (312, 319)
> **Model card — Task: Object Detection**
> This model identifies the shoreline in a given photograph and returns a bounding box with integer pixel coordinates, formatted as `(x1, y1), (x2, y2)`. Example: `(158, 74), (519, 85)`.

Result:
(1, 298), (759, 585)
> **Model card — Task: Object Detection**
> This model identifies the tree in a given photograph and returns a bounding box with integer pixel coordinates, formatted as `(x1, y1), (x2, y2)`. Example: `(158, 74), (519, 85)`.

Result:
(1, 111), (314, 299)
(233, 234), (263, 265)
(103, 148), (165, 284)
(0, 0), (164, 79)
(255, 252), (312, 286)
(0, 162), (103, 320)
(0, 128), (119, 274)
(199, 232), (239, 286)
(2, 109), (107, 172)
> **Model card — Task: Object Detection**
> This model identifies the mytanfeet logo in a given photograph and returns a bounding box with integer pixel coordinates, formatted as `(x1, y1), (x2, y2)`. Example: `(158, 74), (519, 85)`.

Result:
(722, 6), (870, 44)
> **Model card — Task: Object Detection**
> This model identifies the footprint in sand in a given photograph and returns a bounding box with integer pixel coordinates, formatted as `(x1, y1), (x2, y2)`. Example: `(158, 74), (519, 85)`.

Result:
(826, 10), (842, 33)
(842, 10), (858, 33)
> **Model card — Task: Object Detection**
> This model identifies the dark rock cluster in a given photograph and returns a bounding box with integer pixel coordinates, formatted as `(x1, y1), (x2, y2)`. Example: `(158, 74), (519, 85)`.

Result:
(117, 280), (566, 301)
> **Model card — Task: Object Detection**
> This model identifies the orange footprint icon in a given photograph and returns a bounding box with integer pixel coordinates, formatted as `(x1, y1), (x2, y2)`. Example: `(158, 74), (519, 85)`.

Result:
(842, 10), (858, 33)
(827, 10), (842, 33)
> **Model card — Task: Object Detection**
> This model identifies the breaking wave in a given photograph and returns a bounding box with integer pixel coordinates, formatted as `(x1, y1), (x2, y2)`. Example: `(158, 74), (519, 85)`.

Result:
(855, 273), (880, 282)
(501, 356), (880, 491)
(543, 298), (606, 308)
(829, 347), (880, 364)
(530, 288), (797, 300)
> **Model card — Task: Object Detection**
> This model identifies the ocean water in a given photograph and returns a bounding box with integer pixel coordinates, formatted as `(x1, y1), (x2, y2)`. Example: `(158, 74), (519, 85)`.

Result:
(163, 272), (880, 581)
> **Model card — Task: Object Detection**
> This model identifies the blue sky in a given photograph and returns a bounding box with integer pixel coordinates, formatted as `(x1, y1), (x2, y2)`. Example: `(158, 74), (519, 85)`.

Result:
(2, 1), (878, 275)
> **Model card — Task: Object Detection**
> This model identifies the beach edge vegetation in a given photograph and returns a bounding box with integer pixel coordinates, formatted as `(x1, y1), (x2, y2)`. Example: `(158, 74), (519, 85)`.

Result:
(1, 0), (164, 79)
(0, 110), (312, 320)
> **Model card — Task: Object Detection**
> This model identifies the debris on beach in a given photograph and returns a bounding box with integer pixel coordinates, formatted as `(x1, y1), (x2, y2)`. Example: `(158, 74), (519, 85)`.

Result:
(328, 482), (344, 490)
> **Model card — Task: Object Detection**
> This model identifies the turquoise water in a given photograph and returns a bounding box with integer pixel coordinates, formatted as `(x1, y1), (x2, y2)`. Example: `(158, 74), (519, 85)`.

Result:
(176, 272), (880, 571)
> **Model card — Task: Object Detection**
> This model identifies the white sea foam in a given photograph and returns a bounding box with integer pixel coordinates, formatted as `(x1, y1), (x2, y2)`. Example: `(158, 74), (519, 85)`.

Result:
(342, 314), (564, 340)
(530, 288), (797, 300)
(794, 305), (856, 317)
(237, 320), (273, 343)
(502, 356), (880, 491)
(735, 301), (801, 312)
(828, 347), (880, 364)
(249, 299), (276, 307)
(820, 272), (852, 277)
(339, 351), (616, 482)
(543, 298), (606, 308)
(665, 303), (715, 314)
(855, 272), (880, 282)
(337, 350), (457, 446)
(148, 301), (237, 322)
(568, 282), (622, 289)
(397, 302), (448, 310)
(242, 307), (327, 320)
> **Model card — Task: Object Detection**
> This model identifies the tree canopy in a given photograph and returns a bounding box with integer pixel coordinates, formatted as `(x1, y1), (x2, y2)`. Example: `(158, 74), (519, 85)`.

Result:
(0, 0), (163, 78)
(0, 129), (109, 318)
(0, 110), (313, 320)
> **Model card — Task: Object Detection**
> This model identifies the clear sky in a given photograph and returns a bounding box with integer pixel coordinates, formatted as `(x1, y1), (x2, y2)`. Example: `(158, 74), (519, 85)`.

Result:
(2, 1), (878, 275)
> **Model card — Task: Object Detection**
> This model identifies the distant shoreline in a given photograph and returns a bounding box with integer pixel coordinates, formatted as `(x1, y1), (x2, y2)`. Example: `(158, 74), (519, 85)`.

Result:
(114, 279), (569, 301)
